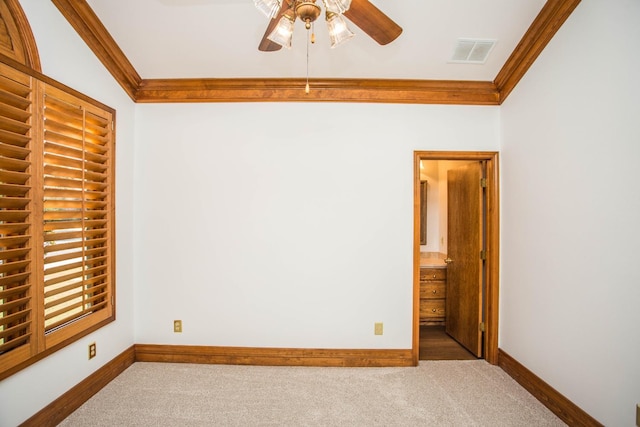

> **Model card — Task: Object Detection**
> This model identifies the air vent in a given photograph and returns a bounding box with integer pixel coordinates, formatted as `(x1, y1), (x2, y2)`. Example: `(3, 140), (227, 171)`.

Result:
(450, 39), (496, 64)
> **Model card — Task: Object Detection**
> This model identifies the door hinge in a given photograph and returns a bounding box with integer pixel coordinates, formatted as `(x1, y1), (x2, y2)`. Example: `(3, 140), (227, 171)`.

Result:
(479, 322), (485, 332)
(480, 178), (487, 188)
(480, 250), (486, 260)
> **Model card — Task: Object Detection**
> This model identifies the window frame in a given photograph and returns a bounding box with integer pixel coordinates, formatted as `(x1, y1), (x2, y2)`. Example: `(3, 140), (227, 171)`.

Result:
(0, 57), (116, 380)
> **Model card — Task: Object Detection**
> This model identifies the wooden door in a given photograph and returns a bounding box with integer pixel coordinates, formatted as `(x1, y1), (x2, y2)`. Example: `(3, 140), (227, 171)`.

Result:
(445, 162), (484, 357)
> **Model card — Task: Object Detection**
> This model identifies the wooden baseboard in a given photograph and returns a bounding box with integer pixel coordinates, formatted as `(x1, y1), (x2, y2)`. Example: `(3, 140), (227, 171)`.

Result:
(18, 345), (411, 426)
(18, 346), (605, 426)
(135, 344), (414, 368)
(498, 349), (602, 427)
(20, 345), (136, 427)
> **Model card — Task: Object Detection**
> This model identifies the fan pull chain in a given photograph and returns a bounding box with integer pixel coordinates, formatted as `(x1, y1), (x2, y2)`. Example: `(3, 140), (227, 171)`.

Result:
(305, 24), (312, 94)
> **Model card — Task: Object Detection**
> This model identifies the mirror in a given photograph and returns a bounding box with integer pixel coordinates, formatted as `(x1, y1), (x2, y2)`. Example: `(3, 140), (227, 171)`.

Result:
(420, 180), (427, 245)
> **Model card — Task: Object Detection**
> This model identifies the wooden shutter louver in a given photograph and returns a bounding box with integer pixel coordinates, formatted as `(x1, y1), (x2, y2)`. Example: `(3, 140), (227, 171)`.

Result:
(42, 85), (112, 336)
(0, 58), (115, 380)
(0, 62), (33, 356)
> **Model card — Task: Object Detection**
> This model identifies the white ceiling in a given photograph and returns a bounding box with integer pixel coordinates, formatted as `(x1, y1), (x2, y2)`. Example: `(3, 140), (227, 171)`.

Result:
(85, 0), (547, 81)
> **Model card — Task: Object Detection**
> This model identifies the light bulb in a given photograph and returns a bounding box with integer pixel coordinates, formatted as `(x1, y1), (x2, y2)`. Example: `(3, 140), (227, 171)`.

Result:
(254, 0), (281, 19)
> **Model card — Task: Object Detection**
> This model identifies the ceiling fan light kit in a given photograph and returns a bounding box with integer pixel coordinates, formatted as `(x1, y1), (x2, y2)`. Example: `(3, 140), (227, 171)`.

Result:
(324, 0), (352, 14)
(326, 12), (354, 48)
(257, 0), (402, 51)
(260, 0), (358, 49)
(267, 8), (296, 49)
(296, 1), (322, 29)
(256, 0), (402, 92)
(254, 0), (281, 19)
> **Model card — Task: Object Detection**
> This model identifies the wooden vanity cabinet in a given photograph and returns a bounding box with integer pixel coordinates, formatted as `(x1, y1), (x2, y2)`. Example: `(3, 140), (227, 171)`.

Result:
(419, 266), (446, 325)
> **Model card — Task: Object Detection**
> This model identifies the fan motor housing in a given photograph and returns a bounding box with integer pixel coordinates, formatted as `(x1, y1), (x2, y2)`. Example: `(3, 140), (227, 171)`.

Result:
(295, 0), (321, 27)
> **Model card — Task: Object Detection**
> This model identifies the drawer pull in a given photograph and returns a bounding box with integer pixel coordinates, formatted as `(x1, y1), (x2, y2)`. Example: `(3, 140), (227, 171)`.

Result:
(432, 290), (437, 294)
(432, 309), (437, 313)
(432, 274), (437, 278)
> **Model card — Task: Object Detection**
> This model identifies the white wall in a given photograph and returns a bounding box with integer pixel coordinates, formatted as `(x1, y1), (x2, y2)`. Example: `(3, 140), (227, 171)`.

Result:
(0, 2), (137, 426)
(0, 2), (499, 423)
(499, 1), (640, 425)
(133, 103), (499, 349)
(5, 1), (635, 425)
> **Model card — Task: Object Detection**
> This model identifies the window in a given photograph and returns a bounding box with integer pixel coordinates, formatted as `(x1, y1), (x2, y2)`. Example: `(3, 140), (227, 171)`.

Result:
(0, 61), (115, 379)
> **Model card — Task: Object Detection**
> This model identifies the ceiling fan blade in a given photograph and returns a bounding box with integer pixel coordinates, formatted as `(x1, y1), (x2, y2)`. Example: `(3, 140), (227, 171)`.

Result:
(258, 1), (289, 52)
(343, 0), (402, 45)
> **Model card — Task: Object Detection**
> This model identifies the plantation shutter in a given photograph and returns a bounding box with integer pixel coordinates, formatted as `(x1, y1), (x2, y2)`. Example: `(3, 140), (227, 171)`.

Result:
(0, 59), (115, 380)
(42, 84), (113, 345)
(0, 62), (35, 361)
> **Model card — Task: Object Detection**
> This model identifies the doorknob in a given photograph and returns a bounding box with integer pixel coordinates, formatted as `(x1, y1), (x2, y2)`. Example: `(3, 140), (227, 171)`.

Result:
(444, 258), (453, 264)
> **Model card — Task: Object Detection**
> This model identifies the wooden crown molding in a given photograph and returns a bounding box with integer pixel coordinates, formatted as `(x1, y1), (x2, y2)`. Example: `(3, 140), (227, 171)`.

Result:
(51, 0), (141, 100)
(49, 0), (581, 105)
(495, 0), (581, 102)
(136, 78), (499, 104)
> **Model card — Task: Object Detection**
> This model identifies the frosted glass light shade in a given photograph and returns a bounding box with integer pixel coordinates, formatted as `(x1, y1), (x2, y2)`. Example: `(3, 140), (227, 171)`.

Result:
(324, 0), (351, 14)
(254, 0), (281, 19)
(268, 13), (295, 49)
(326, 13), (354, 48)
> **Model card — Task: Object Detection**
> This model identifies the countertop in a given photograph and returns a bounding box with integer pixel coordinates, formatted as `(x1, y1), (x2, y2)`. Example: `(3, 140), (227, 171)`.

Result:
(419, 254), (447, 268)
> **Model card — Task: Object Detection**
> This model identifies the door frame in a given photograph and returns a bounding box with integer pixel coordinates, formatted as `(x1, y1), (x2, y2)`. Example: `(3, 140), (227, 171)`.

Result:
(413, 151), (500, 365)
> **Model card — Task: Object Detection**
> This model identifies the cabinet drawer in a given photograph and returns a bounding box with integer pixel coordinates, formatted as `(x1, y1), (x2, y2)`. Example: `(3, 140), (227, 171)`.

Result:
(420, 299), (445, 318)
(420, 282), (446, 299)
(420, 268), (446, 281)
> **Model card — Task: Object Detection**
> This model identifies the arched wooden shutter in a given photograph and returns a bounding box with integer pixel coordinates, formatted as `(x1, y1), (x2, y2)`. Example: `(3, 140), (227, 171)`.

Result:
(0, 0), (41, 72)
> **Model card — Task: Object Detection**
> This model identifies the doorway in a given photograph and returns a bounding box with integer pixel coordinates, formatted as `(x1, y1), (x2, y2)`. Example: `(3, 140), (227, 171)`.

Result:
(412, 152), (499, 365)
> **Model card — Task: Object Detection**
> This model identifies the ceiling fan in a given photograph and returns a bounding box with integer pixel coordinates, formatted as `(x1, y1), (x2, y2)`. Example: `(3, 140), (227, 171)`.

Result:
(255, 0), (402, 51)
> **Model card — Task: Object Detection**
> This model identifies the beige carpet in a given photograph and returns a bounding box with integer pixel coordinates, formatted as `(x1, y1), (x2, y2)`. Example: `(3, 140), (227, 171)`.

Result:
(59, 360), (565, 426)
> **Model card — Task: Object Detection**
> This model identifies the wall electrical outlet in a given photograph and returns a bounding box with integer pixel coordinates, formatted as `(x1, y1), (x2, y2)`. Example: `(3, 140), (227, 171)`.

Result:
(374, 322), (383, 335)
(173, 320), (182, 333)
(88, 342), (96, 360)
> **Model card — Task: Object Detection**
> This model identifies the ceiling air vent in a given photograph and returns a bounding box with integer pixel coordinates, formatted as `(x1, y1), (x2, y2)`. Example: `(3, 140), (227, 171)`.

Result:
(450, 39), (496, 64)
